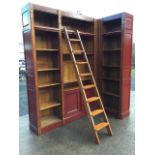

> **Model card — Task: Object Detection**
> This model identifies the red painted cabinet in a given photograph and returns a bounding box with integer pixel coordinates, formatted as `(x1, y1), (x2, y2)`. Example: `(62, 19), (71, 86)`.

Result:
(64, 88), (82, 118)
(63, 88), (86, 124)
(63, 88), (96, 124)
(98, 12), (133, 119)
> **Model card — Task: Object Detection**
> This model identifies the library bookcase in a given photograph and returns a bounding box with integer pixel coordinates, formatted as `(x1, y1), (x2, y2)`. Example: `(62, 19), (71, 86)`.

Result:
(21, 3), (97, 134)
(21, 3), (133, 134)
(98, 13), (133, 119)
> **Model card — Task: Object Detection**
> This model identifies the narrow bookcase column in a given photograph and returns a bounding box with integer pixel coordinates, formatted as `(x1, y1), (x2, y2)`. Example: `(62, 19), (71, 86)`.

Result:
(98, 13), (133, 119)
(22, 4), (63, 134)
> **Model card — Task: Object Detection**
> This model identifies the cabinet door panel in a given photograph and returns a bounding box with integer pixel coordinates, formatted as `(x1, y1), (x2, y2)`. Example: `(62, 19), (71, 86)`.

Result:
(64, 89), (82, 118)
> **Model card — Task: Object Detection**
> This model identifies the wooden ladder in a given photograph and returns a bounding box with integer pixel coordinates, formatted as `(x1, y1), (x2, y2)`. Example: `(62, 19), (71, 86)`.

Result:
(64, 28), (112, 144)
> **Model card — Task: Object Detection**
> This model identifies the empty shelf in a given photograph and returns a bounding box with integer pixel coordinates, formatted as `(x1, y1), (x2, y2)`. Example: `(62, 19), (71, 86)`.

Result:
(36, 48), (59, 52)
(40, 102), (61, 111)
(35, 25), (59, 32)
(41, 115), (61, 128)
(38, 83), (60, 88)
(103, 30), (121, 36)
(103, 91), (120, 97)
(38, 68), (60, 72)
(102, 65), (120, 68)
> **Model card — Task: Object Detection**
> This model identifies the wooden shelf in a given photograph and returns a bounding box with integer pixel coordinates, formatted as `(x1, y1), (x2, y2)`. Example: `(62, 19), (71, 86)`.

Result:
(103, 49), (120, 52)
(38, 83), (60, 88)
(36, 48), (59, 52)
(61, 29), (95, 36)
(79, 31), (95, 36)
(64, 86), (79, 91)
(63, 52), (94, 55)
(103, 91), (120, 98)
(102, 77), (119, 81)
(38, 68), (60, 72)
(40, 102), (61, 111)
(35, 25), (59, 32)
(64, 78), (90, 84)
(41, 115), (61, 128)
(102, 65), (120, 68)
(103, 30), (121, 36)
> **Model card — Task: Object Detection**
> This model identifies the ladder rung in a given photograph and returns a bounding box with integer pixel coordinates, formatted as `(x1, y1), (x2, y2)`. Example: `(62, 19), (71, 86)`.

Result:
(73, 50), (84, 54)
(80, 73), (91, 77)
(83, 84), (95, 90)
(95, 122), (109, 131)
(76, 61), (88, 65)
(70, 39), (80, 42)
(73, 50), (84, 53)
(66, 29), (75, 33)
(87, 97), (100, 102)
(90, 109), (104, 116)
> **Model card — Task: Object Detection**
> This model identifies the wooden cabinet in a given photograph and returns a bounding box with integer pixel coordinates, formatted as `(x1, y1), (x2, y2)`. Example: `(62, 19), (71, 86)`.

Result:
(98, 13), (133, 119)
(22, 3), (133, 135)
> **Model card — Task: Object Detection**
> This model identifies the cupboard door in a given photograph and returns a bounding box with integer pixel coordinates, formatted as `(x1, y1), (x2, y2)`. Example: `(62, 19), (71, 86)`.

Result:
(64, 89), (82, 118)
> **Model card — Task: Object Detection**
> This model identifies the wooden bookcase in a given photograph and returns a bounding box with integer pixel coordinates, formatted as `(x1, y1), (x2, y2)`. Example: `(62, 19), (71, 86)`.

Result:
(21, 3), (97, 134)
(22, 3), (133, 134)
(98, 13), (133, 119)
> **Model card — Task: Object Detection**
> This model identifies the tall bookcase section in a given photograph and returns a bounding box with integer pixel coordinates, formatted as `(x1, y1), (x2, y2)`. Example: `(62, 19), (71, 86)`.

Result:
(22, 4), (63, 134)
(60, 11), (97, 124)
(99, 13), (133, 119)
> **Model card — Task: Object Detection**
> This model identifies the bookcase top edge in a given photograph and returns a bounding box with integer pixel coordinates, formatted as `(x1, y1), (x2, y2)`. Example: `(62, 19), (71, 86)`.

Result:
(21, 3), (94, 22)
(101, 12), (133, 22)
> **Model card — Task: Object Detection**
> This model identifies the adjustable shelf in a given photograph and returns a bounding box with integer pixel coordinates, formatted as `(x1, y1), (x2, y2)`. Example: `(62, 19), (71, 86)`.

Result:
(79, 31), (95, 36)
(36, 48), (59, 52)
(35, 25), (59, 33)
(38, 83), (60, 88)
(37, 68), (60, 72)
(61, 29), (95, 36)
(63, 52), (94, 55)
(103, 49), (120, 52)
(64, 78), (91, 84)
(102, 77), (119, 81)
(41, 115), (61, 128)
(103, 91), (120, 98)
(103, 30), (121, 36)
(40, 102), (61, 111)
(102, 65), (120, 68)
(64, 86), (79, 91)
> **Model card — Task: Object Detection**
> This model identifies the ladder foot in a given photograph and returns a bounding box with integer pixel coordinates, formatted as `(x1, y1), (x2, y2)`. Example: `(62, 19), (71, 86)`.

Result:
(94, 132), (100, 144)
(106, 126), (113, 136)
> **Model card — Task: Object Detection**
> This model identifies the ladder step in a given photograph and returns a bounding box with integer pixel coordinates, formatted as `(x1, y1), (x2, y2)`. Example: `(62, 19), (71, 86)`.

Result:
(66, 29), (75, 33)
(73, 50), (84, 54)
(90, 109), (104, 116)
(70, 39), (80, 42)
(83, 84), (95, 90)
(80, 73), (91, 77)
(87, 97), (100, 102)
(95, 122), (109, 131)
(76, 61), (88, 65)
